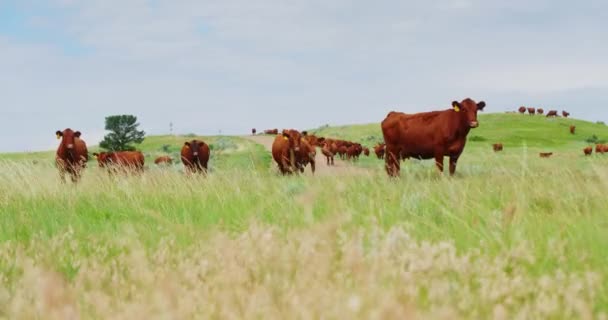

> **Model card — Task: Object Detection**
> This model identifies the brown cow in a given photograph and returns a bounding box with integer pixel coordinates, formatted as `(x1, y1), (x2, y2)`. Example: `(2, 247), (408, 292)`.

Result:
(537, 108), (544, 115)
(154, 156), (173, 165)
(562, 110), (570, 118)
(55, 129), (88, 183)
(321, 142), (335, 165)
(527, 107), (536, 115)
(382, 98), (486, 176)
(264, 129), (279, 135)
(584, 147), (593, 156)
(569, 125), (576, 134)
(374, 143), (385, 159)
(296, 138), (316, 174)
(492, 143), (503, 152)
(546, 110), (558, 117)
(596, 144), (607, 154)
(93, 151), (145, 174)
(363, 147), (370, 156)
(181, 140), (210, 174)
(272, 129), (303, 175)
(539, 152), (553, 158)
(518, 106), (526, 114)
(252, 128), (257, 135)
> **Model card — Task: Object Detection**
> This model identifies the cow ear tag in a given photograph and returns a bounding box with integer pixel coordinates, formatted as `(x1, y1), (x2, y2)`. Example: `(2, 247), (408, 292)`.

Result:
(453, 104), (460, 112)
(283, 137), (289, 141)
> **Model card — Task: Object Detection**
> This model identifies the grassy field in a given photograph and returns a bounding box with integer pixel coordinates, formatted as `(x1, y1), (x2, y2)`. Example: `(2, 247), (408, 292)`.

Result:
(1, 114), (608, 319)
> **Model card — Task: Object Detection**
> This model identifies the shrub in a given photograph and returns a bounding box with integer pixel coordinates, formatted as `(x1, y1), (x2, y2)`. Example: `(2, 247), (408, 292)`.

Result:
(469, 135), (487, 142)
(585, 135), (607, 144)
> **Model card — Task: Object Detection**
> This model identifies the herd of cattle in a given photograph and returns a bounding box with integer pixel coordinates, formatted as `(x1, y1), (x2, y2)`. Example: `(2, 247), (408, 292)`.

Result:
(53, 98), (598, 183)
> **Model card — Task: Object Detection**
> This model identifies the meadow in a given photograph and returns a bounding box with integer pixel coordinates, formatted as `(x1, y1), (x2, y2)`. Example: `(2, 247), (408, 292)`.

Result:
(1, 113), (608, 319)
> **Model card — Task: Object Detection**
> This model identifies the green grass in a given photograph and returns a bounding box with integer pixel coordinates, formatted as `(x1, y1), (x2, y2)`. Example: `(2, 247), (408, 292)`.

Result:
(1, 116), (608, 318)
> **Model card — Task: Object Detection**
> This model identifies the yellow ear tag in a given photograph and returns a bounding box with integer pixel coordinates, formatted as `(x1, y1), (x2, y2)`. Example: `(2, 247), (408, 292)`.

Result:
(283, 137), (289, 141)
(454, 106), (460, 112)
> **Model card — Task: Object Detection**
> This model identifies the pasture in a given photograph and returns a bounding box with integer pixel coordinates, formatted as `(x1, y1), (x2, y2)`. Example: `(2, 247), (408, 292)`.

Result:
(1, 113), (608, 319)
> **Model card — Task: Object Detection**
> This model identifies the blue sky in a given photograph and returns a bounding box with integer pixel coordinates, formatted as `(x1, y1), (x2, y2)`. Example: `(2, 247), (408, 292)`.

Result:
(1, 0), (607, 152)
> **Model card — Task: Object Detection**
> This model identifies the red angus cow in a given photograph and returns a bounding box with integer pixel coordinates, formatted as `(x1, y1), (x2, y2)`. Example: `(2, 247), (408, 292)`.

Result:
(562, 111), (570, 118)
(537, 108), (544, 115)
(321, 142), (335, 165)
(492, 143), (503, 152)
(381, 98), (486, 176)
(518, 106), (526, 114)
(296, 138), (316, 174)
(264, 129), (279, 135)
(363, 147), (370, 156)
(272, 129), (303, 175)
(584, 147), (593, 156)
(181, 140), (210, 174)
(55, 128), (89, 183)
(546, 110), (558, 117)
(374, 144), (385, 159)
(596, 144), (607, 154)
(154, 156), (173, 165)
(527, 107), (536, 115)
(569, 125), (576, 134)
(93, 151), (145, 174)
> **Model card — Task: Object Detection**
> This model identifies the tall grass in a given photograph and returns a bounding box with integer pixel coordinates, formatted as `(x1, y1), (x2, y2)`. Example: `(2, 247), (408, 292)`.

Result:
(1, 144), (608, 318)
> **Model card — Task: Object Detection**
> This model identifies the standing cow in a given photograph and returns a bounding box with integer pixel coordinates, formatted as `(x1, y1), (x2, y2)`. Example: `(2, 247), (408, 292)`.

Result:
(93, 151), (145, 174)
(296, 137), (316, 174)
(181, 140), (210, 174)
(252, 128), (257, 135)
(518, 106), (526, 114)
(55, 128), (88, 183)
(569, 125), (576, 134)
(381, 98), (486, 177)
(321, 141), (335, 166)
(584, 147), (593, 156)
(546, 110), (558, 117)
(562, 111), (570, 118)
(272, 129), (303, 175)
(527, 107), (536, 116)
(374, 143), (385, 159)
(537, 108), (544, 115)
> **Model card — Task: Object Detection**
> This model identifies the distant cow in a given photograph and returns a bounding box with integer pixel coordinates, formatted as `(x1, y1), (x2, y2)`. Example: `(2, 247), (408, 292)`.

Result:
(55, 128), (89, 183)
(537, 108), (544, 115)
(562, 111), (570, 118)
(374, 144), (385, 159)
(382, 98), (486, 176)
(264, 129), (279, 135)
(154, 156), (173, 165)
(569, 125), (576, 134)
(518, 106), (526, 114)
(93, 151), (145, 174)
(321, 142), (335, 166)
(527, 107), (536, 115)
(252, 128), (257, 135)
(539, 152), (553, 158)
(546, 110), (558, 117)
(492, 143), (503, 152)
(181, 140), (210, 174)
(272, 129), (303, 175)
(363, 147), (370, 156)
(596, 144), (607, 154)
(584, 147), (593, 156)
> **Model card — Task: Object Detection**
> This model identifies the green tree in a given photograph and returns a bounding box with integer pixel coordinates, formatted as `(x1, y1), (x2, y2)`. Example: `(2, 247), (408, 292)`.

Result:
(99, 115), (146, 151)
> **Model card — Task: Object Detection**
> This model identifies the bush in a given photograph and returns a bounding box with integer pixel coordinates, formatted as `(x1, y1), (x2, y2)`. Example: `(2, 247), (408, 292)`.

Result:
(585, 135), (607, 144)
(183, 133), (197, 138)
(597, 121), (606, 126)
(469, 135), (487, 142)
(210, 137), (237, 151)
(161, 144), (171, 153)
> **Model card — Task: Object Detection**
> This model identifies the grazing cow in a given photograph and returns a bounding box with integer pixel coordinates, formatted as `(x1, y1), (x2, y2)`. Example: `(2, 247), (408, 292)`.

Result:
(492, 143), (503, 152)
(272, 129), (303, 175)
(55, 128), (88, 183)
(527, 107), (536, 115)
(546, 110), (558, 117)
(154, 156), (173, 165)
(596, 144), (607, 154)
(181, 140), (210, 174)
(539, 152), (553, 158)
(93, 151), (145, 174)
(518, 106), (526, 114)
(264, 129), (279, 135)
(584, 147), (593, 156)
(252, 128), (257, 135)
(562, 111), (570, 118)
(363, 147), (370, 156)
(382, 98), (486, 176)
(374, 143), (385, 159)
(537, 108), (544, 115)
(569, 125), (576, 134)
(321, 142), (335, 166)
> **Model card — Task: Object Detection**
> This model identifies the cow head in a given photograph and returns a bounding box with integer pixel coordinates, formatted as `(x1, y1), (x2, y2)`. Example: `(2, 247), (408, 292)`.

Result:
(56, 128), (81, 150)
(452, 98), (486, 128)
(93, 152), (111, 167)
(184, 140), (204, 158)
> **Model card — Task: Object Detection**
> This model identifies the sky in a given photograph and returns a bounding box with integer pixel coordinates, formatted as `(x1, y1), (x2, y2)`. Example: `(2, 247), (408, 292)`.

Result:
(1, 0), (607, 152)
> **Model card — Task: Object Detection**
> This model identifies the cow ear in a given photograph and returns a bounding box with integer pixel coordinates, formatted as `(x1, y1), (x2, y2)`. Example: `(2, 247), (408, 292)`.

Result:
(452, 101), (461, 112)
(302, 131), (308, 136)
(74, 131), (82, 138)
(56, 131), (63, 139)
(184, 142), (191, 147)
(477, 101), (486, 111)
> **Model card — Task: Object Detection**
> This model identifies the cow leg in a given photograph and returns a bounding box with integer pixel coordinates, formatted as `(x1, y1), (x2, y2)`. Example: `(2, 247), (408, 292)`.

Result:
(449, 155), (459, 176)
(310, 159), (315, 174)
(434, 154), (444, 173)
(385, 147), (400, 177)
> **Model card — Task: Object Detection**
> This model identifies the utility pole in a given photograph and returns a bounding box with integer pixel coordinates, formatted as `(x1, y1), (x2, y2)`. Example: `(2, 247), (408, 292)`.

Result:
(169, 122), (173, 135)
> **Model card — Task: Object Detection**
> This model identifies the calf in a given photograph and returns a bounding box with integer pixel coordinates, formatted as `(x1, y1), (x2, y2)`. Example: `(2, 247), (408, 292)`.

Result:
(584, 147), (593, 156)
(492, 143), (503, 152)
(94, 151), (145, 174)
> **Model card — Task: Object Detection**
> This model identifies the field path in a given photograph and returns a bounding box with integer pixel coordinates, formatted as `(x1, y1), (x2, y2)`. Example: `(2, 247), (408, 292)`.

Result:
(242, 135), (370, 176)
